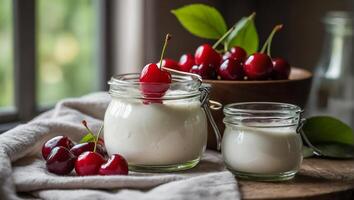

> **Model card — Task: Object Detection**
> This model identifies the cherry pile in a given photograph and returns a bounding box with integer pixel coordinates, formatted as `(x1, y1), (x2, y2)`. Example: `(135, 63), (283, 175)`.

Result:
(41, 121), (128, 176)
(159, 25), (290, 81)
(137, 26), (290, 103)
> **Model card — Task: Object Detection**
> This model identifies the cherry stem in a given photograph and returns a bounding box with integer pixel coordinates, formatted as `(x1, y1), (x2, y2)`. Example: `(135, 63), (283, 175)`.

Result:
(93, 124), (103, 153)
(212, 25), (235, 49)
(82, 120), (94, 134)
(158, 34), (172, 70)
(260, 24), (283, 56)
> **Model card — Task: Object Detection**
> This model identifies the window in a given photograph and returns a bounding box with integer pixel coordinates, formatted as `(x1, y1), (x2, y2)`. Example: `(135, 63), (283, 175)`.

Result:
(0, 0), (14, 111)
(37, 0), (99, 106)
(0, 0), (114, 131)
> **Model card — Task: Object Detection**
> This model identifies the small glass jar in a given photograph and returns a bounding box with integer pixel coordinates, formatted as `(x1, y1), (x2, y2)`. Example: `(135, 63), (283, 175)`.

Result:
(104, 73), (218, 172)
(221, 102), (303, 181)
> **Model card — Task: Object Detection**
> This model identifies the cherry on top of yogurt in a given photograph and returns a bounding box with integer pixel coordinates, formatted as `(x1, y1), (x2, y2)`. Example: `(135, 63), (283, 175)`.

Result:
(139, 34), (173, 99)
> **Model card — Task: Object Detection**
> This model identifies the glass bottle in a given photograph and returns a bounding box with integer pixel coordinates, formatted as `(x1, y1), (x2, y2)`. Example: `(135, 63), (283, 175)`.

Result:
(308, 11), (353, 127)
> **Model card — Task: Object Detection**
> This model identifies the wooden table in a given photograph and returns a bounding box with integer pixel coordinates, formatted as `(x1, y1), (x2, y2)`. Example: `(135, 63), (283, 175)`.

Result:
(239, 158), (354, 200)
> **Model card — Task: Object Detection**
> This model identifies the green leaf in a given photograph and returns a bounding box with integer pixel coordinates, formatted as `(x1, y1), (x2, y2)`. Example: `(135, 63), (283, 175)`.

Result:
(80, 132), (96, 143)
(302, 116), (354, 159)
(303, 116), (354, 145)
(225, 16), (259, 55)
(171, 4), (227, 39)
(316, 143), (354, 159)
(302, 146), (315, 158)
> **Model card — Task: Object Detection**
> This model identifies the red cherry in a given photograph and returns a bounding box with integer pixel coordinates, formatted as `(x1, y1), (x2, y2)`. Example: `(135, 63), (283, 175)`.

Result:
(139, 63), (172, 98)
(194, 44), (221, 67)
(158, 58), (180, 71)
(218, 58), (244, 80)
(223, 46), (247, 62)
(178, 54), (195, 72)
(46, 146), (75, 175)
(244, 53), (273, 80)
(272, 58), (291, 80)
(70, 142), (107, 158)
(99, 154), (129, 175)
(75, 151), (106, 176)
(42, 136), (74, 160)
(190, 64), (217, 80)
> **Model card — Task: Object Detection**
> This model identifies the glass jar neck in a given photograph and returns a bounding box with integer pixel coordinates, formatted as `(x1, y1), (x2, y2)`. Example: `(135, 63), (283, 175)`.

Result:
(317, 11), (353, 80)
(108, 73), (202, 100)
(223, 102), (302, 128)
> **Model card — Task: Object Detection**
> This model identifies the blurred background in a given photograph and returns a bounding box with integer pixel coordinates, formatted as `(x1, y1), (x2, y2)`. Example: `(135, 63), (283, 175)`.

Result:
(0, 0), (353, 131)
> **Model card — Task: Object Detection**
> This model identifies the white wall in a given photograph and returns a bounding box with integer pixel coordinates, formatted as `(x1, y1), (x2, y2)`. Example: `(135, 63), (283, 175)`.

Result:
(114, 0), (144, 74)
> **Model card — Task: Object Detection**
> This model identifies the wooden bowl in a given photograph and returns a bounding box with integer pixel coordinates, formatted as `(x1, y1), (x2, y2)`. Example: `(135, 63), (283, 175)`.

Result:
(204, 67), (313, 150)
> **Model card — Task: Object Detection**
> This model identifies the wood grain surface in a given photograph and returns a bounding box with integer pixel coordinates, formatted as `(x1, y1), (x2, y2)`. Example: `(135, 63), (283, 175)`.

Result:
(239, 158), (354, 200)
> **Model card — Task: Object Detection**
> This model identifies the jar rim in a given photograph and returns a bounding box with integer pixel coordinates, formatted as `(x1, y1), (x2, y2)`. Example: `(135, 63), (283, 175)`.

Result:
(108, 73), (202, 100)
(224, 102), (302, 116)
(223, 102), (302, 128)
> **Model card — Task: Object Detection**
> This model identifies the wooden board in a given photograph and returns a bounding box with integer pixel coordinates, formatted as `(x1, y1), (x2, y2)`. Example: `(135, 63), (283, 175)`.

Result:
(239, 158), (354, 200)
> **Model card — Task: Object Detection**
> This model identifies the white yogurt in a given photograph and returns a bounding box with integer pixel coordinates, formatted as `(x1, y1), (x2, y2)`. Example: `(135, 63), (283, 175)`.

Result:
(104, 97), (207, 166)
(222, 125), (303, 174)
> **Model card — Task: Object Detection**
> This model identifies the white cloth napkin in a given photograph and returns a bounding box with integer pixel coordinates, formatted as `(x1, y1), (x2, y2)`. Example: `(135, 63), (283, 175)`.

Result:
(0, 92), (239, 200)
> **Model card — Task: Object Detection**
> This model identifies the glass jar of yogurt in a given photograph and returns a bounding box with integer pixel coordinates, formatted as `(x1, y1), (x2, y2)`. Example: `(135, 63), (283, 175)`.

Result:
(221, 102), (303, 181)
(104, 73), (220, 172)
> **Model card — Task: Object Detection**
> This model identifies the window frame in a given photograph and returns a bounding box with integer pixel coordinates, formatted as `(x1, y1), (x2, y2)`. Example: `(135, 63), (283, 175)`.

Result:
(0, 0), (115, 132)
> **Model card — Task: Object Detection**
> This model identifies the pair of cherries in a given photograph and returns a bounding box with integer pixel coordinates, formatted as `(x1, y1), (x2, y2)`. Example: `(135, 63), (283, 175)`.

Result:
(219, 46), (290, 81)
(244, 53), (290, 80)
(42, 122), (128, 176)
(242, 25), (290, 80)
(218, 24), (290, 80)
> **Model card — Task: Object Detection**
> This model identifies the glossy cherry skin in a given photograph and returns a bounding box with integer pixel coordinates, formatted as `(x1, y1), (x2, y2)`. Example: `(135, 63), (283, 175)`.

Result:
(158, 58), (180, 71)
(99, 154), (129, 175)
(272, 58), (291, 80)
(42, 136), (74, 160)
(70, 142), (107, 158)
(194, 44), (221, 67)
(190, 64), (217, 80)
(139, 63), (172, 98)
(46, 146), (76, 175)
(244, 53), (273, 80)
(218, 58), (244, 80)
(222, 46), (247, 62)
(178, 54), (195, 72)
(75, 151), (106, 176)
